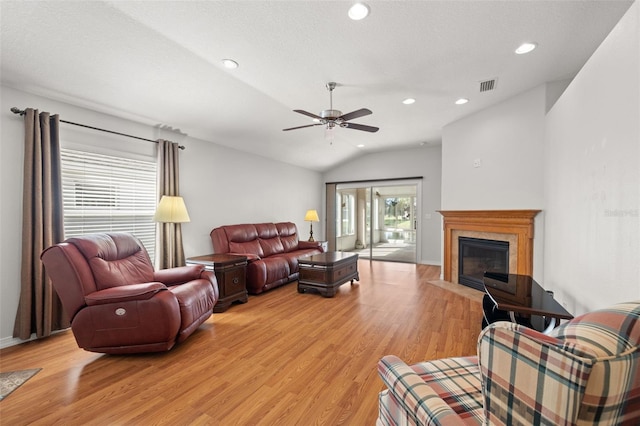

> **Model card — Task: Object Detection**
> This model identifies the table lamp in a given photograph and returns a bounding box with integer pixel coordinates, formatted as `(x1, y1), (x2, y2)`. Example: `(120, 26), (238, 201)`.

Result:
(304, 209), (319, 242)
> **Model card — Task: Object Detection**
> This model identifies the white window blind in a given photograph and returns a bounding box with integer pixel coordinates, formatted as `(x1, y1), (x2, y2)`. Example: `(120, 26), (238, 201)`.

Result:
(61, 148), (157, 260)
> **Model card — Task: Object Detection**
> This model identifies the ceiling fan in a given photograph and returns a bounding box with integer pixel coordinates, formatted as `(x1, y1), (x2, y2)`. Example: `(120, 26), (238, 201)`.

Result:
(283, 82), (379, 133)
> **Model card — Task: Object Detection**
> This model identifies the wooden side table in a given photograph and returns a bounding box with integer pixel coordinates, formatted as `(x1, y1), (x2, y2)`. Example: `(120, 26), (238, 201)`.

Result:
(186, 254), (248, 313)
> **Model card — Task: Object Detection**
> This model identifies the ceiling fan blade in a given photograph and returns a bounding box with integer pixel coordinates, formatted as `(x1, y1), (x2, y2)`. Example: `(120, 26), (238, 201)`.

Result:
(283, 123), (323, 131)
(339, 108), (372, 122)
(344, 122), (379, 133)
(294, 109), (322, 120)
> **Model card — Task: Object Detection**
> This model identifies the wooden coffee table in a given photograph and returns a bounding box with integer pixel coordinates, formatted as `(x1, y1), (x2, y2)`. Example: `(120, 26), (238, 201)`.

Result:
(298, 252), (359, 297)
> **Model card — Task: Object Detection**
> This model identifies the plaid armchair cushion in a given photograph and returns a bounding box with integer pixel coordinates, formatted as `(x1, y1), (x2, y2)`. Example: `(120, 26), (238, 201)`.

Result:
(377, 355), (483, 425)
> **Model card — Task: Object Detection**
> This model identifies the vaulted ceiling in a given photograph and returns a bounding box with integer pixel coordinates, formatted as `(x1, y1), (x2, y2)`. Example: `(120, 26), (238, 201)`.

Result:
(1, 1), (633, 171)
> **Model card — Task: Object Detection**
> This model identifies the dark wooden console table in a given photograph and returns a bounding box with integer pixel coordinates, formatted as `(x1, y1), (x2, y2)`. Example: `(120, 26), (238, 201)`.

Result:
(186, 254), (248, 312)
(298, 252), (359, 297)
(483, 272), (573, 333)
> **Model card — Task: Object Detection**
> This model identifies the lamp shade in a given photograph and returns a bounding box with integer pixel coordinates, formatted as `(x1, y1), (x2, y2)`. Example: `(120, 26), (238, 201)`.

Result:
(304, 209), (319, 222)
(153, 196), (191, 223)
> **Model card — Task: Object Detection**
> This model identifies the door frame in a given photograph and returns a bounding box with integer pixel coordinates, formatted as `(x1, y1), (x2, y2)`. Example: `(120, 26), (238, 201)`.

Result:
(325, 177), (423, 263)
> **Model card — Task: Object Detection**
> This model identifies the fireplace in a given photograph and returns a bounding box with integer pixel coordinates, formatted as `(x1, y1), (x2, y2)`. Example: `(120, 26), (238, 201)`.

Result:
(458, 237), (509, 291)
(438, 210), (541, 287)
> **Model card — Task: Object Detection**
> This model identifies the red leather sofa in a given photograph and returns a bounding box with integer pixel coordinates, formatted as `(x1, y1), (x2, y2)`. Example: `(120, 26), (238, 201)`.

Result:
(210, 222), (324, 294)
(41, 232), (218, 354)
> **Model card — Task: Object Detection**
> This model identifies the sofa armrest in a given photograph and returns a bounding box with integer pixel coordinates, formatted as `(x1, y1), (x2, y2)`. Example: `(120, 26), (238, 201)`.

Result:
(478, 321), (594, 425)
(85, 282), (167, 306)
(298, 240), (324, 252)
(377, 355), (467, 426)
(154, 265), (205, 285)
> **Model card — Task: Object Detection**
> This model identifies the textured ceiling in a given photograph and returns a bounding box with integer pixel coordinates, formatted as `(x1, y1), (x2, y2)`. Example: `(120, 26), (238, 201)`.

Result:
(1, 1), (633, 171)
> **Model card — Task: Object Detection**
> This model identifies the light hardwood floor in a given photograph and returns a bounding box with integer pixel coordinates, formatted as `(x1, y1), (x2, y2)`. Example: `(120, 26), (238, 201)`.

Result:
(0, 261), (484, 425)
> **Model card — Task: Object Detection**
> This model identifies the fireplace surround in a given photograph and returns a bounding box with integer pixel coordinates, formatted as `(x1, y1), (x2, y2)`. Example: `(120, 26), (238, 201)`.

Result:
(438, 210), (541, 286)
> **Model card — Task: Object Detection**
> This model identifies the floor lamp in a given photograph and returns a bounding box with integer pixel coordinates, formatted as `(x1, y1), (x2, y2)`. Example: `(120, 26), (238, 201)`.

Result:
(153, 195), (190, 268)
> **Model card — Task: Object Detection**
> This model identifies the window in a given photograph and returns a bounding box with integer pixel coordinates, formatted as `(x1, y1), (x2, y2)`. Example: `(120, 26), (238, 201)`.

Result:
(61, 148), (157, 259)
(337, 192), (355, 236)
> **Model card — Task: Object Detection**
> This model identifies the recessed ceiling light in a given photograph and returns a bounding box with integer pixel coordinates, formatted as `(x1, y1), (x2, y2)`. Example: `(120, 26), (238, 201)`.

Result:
(357, 144), (365, 148)
(515, 42), (537, 55)
(348, 3), (370, 20)
(402, 98), (416, 105)
(455, 98), (469, 105)
(222, 59), (239, 69)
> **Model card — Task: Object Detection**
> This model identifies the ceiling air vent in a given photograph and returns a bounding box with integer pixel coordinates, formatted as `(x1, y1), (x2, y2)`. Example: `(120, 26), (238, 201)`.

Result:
(479, 78), (497, 92)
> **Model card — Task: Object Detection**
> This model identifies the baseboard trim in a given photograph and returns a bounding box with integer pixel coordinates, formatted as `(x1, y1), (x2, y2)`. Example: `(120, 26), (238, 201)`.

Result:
(1, 328), (70, 349)
(418, 259), (441, 266)
(0, 335), (33, 349)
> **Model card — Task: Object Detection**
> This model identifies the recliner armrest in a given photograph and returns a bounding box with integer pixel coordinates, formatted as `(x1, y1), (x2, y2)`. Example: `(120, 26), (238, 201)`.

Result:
(377, 355), (466, 425)
(85, 282), (167, 306)
(154, 265), (205, 285)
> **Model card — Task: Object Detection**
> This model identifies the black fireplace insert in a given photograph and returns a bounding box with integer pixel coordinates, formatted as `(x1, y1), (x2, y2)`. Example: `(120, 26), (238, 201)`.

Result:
(458, 237), (509, 291)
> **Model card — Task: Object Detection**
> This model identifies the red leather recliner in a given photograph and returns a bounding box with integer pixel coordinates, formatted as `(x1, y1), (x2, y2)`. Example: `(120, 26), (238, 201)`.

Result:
(41, 232), (219, 354)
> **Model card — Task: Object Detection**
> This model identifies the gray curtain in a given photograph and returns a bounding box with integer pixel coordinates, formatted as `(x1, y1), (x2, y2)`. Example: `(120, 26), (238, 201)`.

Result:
(13, 109), (68, 340)
(325, 183), (337, 251)
(155, 139), (185, 269)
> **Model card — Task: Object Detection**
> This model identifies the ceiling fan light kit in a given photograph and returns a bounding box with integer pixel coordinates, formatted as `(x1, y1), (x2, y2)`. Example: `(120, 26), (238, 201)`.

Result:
(283, 82), (379, 133)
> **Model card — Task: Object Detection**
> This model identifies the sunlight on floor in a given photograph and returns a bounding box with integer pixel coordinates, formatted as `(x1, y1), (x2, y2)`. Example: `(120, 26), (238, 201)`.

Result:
(346, 241), (416, 263)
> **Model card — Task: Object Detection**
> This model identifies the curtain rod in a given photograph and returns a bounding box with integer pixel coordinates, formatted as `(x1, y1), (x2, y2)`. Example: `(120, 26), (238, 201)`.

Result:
(10, 107), (185, 150)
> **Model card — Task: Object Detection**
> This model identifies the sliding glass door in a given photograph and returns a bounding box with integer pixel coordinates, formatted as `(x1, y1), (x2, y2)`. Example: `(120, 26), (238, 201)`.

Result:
(329, 179), (420, 263)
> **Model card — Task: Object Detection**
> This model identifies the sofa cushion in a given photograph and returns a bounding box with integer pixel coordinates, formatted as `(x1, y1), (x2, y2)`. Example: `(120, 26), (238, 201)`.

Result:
(260, 237), (284, 257)
(229, 239), (264, 257)
(225, 224), (258, 242)
(255, 222), (278, 238)
(277, 222), (300, 252)
(247, 257), (290, 293)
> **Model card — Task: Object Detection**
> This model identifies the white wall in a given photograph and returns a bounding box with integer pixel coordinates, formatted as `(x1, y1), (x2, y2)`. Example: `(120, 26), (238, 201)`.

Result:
(0, 85), (322, 347)
(441, 84), (550, 280)
(179, 134), (323, 257)
(544, 1), (640, 315)
(323, 144), (442, 265)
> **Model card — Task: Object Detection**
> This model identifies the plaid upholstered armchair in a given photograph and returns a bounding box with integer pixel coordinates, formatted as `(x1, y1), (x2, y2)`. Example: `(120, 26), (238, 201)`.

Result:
(377, 301), (640, 425)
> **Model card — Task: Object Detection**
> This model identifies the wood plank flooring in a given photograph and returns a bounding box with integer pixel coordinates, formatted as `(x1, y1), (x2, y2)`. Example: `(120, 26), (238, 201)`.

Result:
(0, 261), (484, 425)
